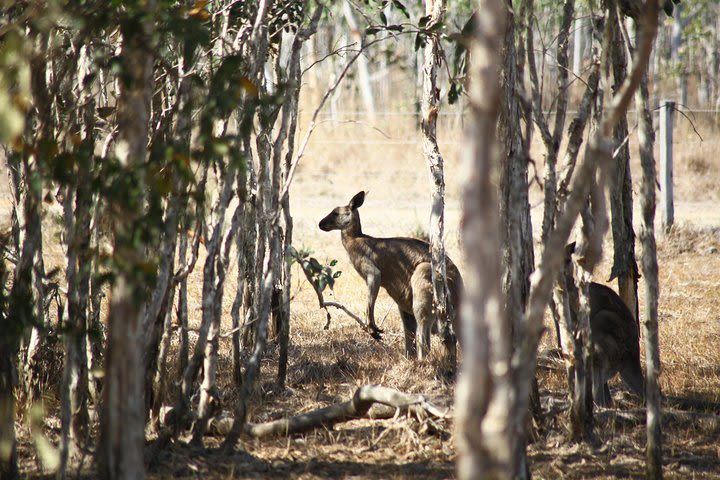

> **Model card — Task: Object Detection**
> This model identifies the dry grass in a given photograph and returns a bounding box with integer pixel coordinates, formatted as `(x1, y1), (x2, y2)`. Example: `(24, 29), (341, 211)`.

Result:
(9, 100), (720, 478)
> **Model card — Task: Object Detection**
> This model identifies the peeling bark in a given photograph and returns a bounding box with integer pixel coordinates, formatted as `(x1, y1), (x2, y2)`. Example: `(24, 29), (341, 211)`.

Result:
(422, 0), (456, 374)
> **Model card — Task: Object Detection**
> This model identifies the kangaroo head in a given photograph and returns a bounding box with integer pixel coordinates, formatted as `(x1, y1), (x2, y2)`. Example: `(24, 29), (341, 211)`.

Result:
(319, 191), (366, 232)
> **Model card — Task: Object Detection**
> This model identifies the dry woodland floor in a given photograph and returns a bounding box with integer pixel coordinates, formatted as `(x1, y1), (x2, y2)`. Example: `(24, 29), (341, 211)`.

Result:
(10, 110), (720, 479)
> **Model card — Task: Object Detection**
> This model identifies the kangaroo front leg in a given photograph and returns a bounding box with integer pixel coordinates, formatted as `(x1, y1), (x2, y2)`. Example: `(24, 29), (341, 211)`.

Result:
(365, 269), (383, 338)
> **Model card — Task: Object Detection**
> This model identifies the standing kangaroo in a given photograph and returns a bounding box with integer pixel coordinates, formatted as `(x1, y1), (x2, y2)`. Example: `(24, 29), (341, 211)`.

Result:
(565, 243), (645, 405)
(319, 191), (463, 360)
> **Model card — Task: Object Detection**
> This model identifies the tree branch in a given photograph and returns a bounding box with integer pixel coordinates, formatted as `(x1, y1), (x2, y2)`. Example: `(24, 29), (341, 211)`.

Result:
(209, 385), (450, 438)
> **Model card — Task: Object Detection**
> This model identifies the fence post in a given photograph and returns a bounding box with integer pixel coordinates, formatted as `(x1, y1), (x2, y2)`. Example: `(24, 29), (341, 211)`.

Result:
(659, 99), (675, 232)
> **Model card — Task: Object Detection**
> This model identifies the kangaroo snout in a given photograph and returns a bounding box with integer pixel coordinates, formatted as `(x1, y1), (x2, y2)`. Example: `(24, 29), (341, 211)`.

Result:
(318, 218), (332, 231)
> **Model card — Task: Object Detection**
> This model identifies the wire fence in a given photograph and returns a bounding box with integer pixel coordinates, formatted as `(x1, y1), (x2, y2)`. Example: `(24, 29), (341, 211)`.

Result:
(308, 108), (720, 146)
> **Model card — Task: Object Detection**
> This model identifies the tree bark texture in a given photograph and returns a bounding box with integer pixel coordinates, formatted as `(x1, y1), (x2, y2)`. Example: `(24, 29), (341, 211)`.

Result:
(188, 164), (237, 445)
(609, 13), (640, 326)
(635, 61), (663, 480)
(498, 0), (535, 474)
(526, 0), (573, 360)
(97, 4), (156, 477)
(422, 0), (456, 372)
(455, 1), (509, 478)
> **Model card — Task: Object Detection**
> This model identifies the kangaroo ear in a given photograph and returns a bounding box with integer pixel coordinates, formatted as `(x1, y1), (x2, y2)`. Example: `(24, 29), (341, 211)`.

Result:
(349, 191), (366, 210)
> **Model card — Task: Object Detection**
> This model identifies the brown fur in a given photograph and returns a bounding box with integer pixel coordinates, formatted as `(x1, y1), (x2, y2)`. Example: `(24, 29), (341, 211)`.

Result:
(565, 243), (644, 405)
(319, 191), (463, 360)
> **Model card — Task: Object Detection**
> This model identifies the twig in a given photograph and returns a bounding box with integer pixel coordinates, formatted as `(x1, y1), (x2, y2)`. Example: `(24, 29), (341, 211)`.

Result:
(322, 301), (381, 340)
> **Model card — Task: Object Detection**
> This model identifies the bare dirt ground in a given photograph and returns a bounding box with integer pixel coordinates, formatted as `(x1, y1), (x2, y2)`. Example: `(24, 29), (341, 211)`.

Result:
(10, 109), (720, 479)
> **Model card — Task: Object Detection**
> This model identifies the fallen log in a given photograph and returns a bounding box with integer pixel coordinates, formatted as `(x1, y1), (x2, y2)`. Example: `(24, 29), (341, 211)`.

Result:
(208, 384), (451, 438)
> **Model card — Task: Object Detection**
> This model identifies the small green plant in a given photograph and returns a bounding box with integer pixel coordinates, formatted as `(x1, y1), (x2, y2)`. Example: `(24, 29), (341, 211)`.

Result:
(286, 246), (341, 306)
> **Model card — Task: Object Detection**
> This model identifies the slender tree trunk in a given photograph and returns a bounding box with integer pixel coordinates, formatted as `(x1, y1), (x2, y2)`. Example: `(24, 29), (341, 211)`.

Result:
(178, 226), (190, 377)
(87, 194), (104, 404)
(455, 1), (509, 477)
(526, 0), (573, 359)
(223, 231), (276, 452)
(498, 0), (535, 473)
(191, 178), (239, 445)
(635, 63), (663, 480)
(276, 28), (307, 388)
(421, 0), (456, 370)
(180, 164), (236, 442)
(609, 14), (640, 325)
(20, 32), (51, 406)
(342, 0), (375, 118)
(230, 165), (249, 387)
(59, 158), (93, 477)
(150, 280), (176, 428)
(97, 4), (156, 477)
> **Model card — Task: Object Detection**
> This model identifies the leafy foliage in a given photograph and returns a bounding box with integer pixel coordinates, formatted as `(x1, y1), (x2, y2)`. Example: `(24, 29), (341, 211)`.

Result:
(286, 246), (341, 301)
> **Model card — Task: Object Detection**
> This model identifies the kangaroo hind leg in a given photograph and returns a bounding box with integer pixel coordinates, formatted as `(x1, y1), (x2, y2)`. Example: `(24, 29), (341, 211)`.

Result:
(411, 263), (435, 361)
(399, 309), (417, 358)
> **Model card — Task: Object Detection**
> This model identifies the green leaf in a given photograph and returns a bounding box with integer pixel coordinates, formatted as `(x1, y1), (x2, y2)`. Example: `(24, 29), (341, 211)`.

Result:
(309, 258), (322, 272)
(392, 0), (410, 19)
(414, 33), (426, 51)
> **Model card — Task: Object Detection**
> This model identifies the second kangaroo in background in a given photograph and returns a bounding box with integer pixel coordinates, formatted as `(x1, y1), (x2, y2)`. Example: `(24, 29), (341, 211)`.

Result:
(565, 243), (645, 405)
(319, 191), (463, 360)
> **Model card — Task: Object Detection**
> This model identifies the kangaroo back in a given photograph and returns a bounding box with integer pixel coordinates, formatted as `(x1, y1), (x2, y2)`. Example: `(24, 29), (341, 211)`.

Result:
(565, 243), (644, 405)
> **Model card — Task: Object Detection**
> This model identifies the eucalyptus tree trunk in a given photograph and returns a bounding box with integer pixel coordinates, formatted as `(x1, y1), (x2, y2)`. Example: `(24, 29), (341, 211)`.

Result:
(342, 0), (375, 118)
(498, 0), (535, 473)
(526, 0), (573, 358)
(275, 26), (310, 388)
(237, 1), (272, 353)
(97, 3), (156, 477)
(421, 0), (456, 372)
(186, 163), (237, 445)
(17, 35), (50, 404)
(223, 228), (277, 452)
(143, 72), (193, 422)
(609, 14), (639, 326)
(635, 52), (663, 480)
(191, 192), (241, 445)
(232, 160), (256, 383)
(455, 1), (510, 478)
(239, 161), (259, 353)
(178, 227), (190, 376)
(58, 86), (95, 474)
